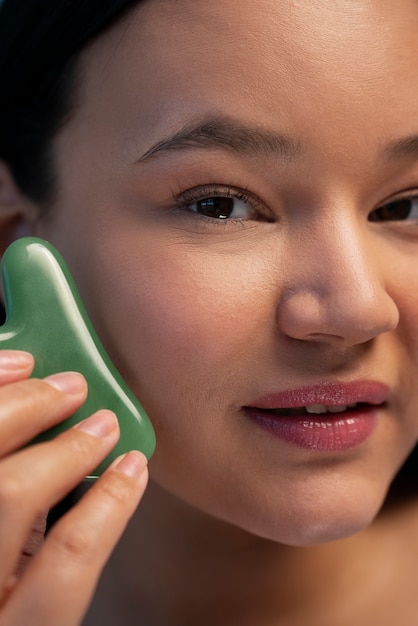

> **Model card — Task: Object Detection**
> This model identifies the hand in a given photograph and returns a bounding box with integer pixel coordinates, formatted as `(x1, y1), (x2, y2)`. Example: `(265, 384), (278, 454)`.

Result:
(0, 350), (148, 626)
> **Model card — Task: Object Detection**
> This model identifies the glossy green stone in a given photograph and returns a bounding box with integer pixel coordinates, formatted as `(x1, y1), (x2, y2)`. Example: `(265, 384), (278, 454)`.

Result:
(0, 237), (156, 478)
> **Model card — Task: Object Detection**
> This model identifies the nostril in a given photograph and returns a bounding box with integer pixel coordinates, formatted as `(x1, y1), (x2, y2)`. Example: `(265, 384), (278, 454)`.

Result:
(276, 282), (399, 346)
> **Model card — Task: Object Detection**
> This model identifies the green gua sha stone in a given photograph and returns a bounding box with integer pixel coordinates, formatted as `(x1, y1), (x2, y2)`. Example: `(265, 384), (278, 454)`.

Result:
(0, 237), (156, 478)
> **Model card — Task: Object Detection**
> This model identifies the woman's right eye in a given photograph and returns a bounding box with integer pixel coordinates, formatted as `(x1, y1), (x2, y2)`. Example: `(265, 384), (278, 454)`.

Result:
(174, 186), (272, 223)
(187, 196), (253, 220)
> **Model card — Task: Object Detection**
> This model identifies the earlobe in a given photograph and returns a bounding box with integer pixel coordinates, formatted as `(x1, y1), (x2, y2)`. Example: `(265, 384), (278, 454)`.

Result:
(0, 160), (38, 258)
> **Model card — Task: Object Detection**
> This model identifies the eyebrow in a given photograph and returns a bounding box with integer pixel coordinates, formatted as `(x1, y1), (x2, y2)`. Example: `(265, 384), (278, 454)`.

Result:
(135, 116), (301, 163)
(384, 135), (418, 161)
(135, 117), (418, 165)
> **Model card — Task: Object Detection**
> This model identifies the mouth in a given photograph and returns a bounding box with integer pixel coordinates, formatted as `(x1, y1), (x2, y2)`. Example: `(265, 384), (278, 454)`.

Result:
(244, 381), (389, 452)
(261, 401), (364, 417)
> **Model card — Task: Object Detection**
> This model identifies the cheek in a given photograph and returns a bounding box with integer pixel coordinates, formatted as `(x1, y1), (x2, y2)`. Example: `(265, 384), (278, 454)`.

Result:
(82, 244), (283, 519)
(81, 241), (275, 411)
(390, 267), (418, 366)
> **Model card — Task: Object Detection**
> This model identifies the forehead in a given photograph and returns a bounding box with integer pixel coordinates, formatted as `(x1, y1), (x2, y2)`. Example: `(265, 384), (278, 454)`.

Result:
(71, 0), (418, 161)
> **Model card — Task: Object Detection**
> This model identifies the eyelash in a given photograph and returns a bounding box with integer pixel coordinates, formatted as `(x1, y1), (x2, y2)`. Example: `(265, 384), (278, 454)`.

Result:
(170, 184), (418, 228)
(172, 185), (270, 225)
(369, 191), (418, 223)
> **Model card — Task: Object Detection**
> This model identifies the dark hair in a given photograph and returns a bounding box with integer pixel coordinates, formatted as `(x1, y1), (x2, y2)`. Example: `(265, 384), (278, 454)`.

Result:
(0, 0), (417, 504)
(0, 0), (141, 202)
(388, 445), (418, 505)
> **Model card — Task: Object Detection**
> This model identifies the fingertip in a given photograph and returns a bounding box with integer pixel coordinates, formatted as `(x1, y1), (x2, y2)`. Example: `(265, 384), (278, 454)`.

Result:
(0, 351), (35, 384)
(43, 371), (87, 396)
(110, 450), (148, 479)
(73, 410), (119, 438)
(0, 350), (34, 371)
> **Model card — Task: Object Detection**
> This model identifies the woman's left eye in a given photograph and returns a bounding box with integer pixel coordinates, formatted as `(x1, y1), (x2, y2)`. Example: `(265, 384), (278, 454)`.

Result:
(369, 194), (418, 222)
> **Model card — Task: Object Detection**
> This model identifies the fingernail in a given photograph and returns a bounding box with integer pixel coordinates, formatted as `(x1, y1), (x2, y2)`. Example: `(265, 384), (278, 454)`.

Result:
(0, 350), (33, 369)
(44, 372), (86, 395)
(74, 410), (118, 438)
(112, 451), (148, 478)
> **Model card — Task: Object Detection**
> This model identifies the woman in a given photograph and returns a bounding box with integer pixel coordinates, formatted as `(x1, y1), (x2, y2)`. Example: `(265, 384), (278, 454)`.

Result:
(0, 0), (418, 624)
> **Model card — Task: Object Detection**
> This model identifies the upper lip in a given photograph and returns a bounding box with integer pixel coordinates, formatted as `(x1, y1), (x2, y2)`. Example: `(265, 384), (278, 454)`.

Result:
(248, 381), (390, 409)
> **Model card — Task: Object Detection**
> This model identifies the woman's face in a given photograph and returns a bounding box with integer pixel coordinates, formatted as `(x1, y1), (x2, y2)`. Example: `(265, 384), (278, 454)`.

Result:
(33, 0), (418, 545)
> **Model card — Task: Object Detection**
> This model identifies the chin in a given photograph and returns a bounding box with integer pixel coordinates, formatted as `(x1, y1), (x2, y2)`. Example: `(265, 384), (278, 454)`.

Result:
(277, 512), (378, 547)
(232, 476), (390, 547)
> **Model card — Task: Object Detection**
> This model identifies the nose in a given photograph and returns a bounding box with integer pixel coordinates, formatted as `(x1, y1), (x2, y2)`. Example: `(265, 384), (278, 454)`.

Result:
(276, 216), (399, 347)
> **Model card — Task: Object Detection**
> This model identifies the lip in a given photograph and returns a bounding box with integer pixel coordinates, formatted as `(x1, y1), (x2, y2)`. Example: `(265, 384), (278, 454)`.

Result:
(245, 381), (390, 452)
(249, 380), (390, 409)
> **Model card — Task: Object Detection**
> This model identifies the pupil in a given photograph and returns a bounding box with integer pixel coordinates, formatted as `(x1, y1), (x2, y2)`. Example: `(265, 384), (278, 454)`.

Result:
(197, 197), (234, 219)
(369, 200), (411, 221)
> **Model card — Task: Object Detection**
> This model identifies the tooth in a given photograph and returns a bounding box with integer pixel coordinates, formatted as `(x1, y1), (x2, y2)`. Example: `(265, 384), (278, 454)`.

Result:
(348, 403), (357, 408)
(305, 404), (328, 414)
(327, 405), (348, 413)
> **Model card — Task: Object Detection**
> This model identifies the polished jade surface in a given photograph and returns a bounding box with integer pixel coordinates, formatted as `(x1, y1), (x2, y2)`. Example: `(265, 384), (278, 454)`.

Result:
(0, 237), (156, 478)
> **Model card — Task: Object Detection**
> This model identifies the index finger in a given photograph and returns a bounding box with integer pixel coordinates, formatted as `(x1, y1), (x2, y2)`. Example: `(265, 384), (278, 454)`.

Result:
(2, 453), (148, 626)
(0, 351), (34, 385)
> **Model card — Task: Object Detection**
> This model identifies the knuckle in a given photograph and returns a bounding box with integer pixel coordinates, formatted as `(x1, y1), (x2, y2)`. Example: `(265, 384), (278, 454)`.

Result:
(96, 472), (134, 506)
(56, 430), (101, 459)
(11, 378), (52, 401)
(0, 378), (60, 419)
(0, 475), (23, 513)
(0, 379), (37, 412)
(48, 521), (96, 562)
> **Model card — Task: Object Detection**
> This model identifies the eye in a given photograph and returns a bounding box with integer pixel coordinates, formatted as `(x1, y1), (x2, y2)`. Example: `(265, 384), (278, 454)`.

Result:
(189, 195), (251, 219)
(174, 186), (269, 222)
(369, 194), (418, 222)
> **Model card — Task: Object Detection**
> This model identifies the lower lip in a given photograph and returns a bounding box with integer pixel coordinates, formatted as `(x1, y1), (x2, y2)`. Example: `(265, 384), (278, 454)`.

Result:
(246, 406), (379, 451)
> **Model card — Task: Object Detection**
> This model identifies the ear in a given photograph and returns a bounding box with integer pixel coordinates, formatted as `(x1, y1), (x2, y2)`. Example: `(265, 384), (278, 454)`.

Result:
(0, 160), (38, 257)
(0, 161), (39, 308)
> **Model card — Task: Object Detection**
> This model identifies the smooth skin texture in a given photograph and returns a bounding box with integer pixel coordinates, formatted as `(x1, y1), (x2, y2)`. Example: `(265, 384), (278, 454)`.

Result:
(38, 0), (417, 545)
(1, 0), (418, 624)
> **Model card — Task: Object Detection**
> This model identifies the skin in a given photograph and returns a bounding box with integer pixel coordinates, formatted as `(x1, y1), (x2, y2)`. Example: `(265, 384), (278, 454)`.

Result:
(1, 0), (418, 623)
(0, 354), (148, 625)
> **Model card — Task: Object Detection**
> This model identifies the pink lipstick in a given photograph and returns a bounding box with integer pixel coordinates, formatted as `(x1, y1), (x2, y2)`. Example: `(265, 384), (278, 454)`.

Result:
(245, 381), (389, 451)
